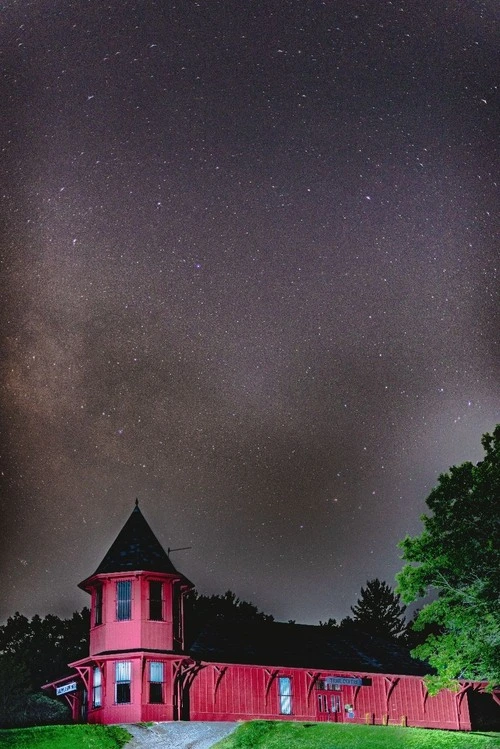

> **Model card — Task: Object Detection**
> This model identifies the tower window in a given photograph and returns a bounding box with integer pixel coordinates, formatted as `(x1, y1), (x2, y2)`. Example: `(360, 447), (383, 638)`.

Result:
(116, 581), (132, 621)
(278, 676), (292, 714)
(92, 667), (102, 708)
(115, 661), (131, 704)
(149, 581), (163, 621)
(173, 583), (182, 645)
(149, 661), (164, 703)
(94, 586), (103, 626)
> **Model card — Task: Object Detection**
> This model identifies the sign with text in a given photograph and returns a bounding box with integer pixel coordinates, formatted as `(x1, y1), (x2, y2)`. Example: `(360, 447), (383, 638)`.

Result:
(325, 676), (364, 687)
(56, 682), (77, 696)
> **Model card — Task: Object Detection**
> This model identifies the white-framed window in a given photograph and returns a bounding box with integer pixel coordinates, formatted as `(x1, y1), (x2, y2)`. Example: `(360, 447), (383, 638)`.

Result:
(278, 676), (292, 714)
(149, 661), (164, 704)
(115, 661), (131, 704)
(116, 581), (132, 621)
(92, 666), (102, 708)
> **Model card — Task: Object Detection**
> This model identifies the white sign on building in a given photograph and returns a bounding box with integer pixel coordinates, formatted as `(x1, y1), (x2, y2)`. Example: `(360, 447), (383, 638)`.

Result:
(56, 681), (77, 696)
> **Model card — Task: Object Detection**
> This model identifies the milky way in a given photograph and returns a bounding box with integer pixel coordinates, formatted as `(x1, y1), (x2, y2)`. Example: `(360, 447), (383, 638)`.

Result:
(1, 0), (499, 624)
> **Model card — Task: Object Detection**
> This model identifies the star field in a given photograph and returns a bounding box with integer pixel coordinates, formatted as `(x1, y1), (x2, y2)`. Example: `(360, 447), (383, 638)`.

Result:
(1, 0), (499, 624)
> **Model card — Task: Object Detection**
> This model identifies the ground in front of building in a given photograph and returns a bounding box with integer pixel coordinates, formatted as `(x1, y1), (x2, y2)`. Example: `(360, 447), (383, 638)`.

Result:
(123, 721), (238, 748)
(213, 720), (500, 749)
(0, 724), (130, 749)
(1, 721), (500, 748)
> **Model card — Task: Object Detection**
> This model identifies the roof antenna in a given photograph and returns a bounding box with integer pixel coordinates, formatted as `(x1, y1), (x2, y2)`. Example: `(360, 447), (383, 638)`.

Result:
(135, 498), (139, 507)
(168, 546), (192, 556)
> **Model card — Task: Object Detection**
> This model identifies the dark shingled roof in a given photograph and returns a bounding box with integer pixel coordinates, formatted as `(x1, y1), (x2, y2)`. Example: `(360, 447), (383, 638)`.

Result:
(91, 503), (179, 576)
(189, 620), (431, 676)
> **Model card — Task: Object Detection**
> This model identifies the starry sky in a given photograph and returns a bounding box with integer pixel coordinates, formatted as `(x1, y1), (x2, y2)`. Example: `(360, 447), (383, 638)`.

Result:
(1, 0), (499, 626)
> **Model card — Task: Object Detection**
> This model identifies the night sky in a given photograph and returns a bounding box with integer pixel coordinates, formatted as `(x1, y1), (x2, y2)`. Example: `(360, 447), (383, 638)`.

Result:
(1, 1), (499, 626)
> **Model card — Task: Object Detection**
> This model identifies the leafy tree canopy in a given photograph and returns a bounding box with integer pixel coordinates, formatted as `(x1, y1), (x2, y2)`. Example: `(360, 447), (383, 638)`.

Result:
(348, 578), (407, 640)
(397, 425), (500, 692)
(0, 609), (89, 691)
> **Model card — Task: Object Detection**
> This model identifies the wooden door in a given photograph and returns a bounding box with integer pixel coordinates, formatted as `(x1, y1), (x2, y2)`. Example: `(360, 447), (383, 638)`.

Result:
(317, 691), (343, 722)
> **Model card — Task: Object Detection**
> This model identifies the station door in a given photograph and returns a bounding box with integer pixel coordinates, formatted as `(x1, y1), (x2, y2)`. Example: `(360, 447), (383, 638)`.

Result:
(316, 690), (343, 722)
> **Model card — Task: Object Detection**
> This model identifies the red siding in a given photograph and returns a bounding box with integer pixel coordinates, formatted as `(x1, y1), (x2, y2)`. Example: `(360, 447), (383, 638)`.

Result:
(82, 655), (471, 729)
(189, 664), (469, 730)
(86, 654), (180, 725)
(86, 571), (184, 656)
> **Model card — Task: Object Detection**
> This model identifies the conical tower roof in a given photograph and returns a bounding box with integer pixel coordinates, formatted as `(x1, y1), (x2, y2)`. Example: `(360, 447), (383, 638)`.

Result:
(91, 502), (179, 576)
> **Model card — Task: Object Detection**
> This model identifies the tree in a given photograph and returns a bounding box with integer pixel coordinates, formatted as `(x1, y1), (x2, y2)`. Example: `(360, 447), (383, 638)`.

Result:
(397, 425), (500, 693)
(22, 694), (70, 727)
(0, 609), (89, 691)
(184, 590), (274, 647)
(318, 618), (338, 629)
(348, 578), (407, 640)
(0, 654), (30, 728)
(403, 608), (443, 650)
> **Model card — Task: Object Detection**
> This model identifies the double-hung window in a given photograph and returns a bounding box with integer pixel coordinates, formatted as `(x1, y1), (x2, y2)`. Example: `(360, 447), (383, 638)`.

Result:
(149, 581), (163, 621)
(278, 676), (292, 715)
(115, 661), (131, 704)
(94, 586), (103, 626)
(116, 580), (132, 621)
(92, 667), (102, 708)
(149, 661), (164, 703)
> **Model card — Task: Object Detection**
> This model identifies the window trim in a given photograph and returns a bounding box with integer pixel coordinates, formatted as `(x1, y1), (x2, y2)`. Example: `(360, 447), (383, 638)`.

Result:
(94, 585), (103, 627)
(148, 661), (164, 704)
(148, 581), (163, 621)
(92, 666), (102, 708)
(116, 580), (132, 621)
(115, 661), (131, 704)
(278, 676), (293, 715)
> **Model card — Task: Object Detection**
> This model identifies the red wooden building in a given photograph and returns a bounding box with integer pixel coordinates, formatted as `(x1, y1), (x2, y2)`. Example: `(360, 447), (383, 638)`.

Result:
(43, 504), (499, 730)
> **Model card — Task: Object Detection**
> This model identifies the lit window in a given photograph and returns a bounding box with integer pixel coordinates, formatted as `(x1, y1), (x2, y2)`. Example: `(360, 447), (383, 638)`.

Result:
(115, 661), (131, 704)
(278, 676), (292, 714)
(94, 586), (103, 626)
(92, 667), (102, 708)
(149, 661), (164, 703)
(116, 581), (132, 621)
(149, 581), (163, 621)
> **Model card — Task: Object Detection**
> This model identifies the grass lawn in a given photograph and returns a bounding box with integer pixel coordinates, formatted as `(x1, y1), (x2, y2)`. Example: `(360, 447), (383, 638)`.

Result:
(213, 720), (500, 749)
(0, 724), (131, 749)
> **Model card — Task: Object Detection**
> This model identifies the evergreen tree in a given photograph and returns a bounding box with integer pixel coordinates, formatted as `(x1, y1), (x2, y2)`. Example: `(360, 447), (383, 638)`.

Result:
(350, 578), (407, 640)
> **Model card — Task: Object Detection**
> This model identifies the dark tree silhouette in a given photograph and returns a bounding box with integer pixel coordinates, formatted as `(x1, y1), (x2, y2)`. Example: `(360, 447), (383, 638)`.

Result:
(0, 609), (89, 691)
(349, 578), (407, 640)
(318, 618), (338, 629)
(184, 589), (274, 648)
(0, 653), (30, 727)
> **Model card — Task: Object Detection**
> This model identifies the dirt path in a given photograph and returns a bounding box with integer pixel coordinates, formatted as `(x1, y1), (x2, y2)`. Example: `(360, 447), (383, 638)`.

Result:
(122, 721), (238, 749)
